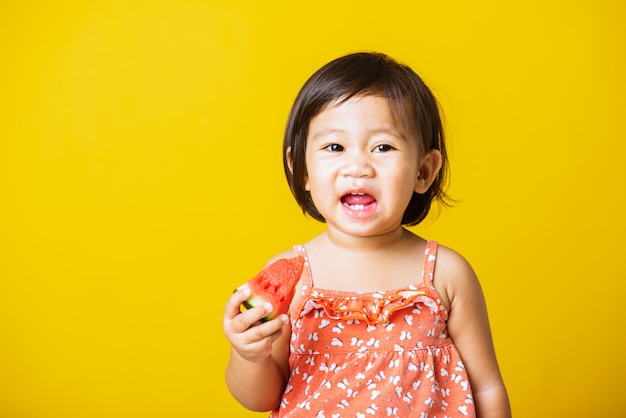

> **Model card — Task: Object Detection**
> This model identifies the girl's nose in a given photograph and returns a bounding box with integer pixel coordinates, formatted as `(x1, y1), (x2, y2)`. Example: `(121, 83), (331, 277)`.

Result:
(341, 151), (375, 178)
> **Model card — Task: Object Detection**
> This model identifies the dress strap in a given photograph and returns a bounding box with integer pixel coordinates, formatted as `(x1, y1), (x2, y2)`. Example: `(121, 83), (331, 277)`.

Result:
(422, 240), (438, 290)
(293, 244), (312, 286)
(290, 245), (313, 316)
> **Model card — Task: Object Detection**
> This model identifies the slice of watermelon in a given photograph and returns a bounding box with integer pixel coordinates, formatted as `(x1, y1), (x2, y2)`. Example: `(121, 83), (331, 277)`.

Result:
(237, 255), (305, 322)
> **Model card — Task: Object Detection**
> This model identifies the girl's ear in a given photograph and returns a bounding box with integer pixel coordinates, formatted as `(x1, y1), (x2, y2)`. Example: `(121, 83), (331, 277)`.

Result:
(415, 150), (442, 194)
(287, 146), (311, 191)
(286, 146), (294, 174)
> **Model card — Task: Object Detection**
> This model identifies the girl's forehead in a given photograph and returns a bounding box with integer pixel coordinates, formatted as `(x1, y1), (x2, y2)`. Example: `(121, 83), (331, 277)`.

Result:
(310, 94), (418, 142)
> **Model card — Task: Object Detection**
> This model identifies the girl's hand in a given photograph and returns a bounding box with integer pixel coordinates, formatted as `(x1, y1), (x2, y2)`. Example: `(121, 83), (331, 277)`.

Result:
(223, 286), (288, 364)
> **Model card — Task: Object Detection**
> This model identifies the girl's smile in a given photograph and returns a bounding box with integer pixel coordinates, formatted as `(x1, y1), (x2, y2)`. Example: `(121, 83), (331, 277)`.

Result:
(341, 190), (378, 218)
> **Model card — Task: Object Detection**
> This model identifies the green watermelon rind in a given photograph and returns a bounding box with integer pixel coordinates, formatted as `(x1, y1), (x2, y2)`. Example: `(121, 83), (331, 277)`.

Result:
(235, 288), (274, 322)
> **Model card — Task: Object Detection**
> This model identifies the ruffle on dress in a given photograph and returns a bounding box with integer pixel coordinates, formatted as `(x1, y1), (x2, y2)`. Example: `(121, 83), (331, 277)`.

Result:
(299, 285), (439, 325)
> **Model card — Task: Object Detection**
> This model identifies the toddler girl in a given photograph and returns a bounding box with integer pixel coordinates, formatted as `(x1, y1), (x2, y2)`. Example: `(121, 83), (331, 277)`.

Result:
(224, 52), (511, 417)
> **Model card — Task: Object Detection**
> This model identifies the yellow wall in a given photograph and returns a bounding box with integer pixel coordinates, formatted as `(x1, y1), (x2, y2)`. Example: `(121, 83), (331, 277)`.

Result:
(1, 1), (624, 417)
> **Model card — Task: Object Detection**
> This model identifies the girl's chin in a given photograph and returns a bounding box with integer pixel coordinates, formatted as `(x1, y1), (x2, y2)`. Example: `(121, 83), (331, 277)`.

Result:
(326, 222), (404, 241)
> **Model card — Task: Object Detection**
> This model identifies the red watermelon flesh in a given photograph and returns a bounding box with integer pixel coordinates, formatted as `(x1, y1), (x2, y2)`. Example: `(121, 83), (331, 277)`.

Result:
(238, 255), (305, 322)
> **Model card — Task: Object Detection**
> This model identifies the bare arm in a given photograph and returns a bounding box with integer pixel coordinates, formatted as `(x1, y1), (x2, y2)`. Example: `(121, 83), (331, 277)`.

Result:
(223, 286), (291, 412)
(435, 247), (511, 418)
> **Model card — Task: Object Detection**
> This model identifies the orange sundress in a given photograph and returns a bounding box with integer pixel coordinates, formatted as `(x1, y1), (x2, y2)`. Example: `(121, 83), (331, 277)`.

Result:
(270, 241), (476, 418)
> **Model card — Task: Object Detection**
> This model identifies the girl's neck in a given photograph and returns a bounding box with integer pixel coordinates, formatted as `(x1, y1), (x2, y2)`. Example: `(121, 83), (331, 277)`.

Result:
(305, 227), (426, 292)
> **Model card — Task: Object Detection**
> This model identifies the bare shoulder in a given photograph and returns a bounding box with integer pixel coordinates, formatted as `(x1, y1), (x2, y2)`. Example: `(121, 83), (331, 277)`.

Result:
(434, 244), (477, 279)
(432, 244), (482, 311)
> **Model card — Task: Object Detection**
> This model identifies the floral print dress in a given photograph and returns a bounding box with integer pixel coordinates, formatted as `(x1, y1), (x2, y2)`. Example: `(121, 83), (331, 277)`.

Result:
(270, 241), (475, 418)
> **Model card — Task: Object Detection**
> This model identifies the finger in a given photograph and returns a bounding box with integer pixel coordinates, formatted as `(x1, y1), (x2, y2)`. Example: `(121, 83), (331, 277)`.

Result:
(230, 302), (274, 334)
(234, 315), (288, 361)
(243, 314), (288, 344)
(224, 285), (251, 320)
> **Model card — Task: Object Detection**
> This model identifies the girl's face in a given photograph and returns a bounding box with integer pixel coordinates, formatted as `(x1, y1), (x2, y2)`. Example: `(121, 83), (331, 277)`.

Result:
(304, 95), (424, 238)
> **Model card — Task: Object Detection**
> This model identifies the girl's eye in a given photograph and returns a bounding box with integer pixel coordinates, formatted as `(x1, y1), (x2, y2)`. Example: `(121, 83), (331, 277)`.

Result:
(374, 144), (394, 152)
(325, 144), (344, 152)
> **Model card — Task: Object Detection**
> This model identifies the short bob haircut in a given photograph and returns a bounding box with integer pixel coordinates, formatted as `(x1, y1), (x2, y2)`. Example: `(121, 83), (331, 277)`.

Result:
(283, 52), (450, 226)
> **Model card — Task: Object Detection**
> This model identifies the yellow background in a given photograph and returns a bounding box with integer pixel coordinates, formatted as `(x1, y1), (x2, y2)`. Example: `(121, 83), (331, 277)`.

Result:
(1, 1), (624, 417)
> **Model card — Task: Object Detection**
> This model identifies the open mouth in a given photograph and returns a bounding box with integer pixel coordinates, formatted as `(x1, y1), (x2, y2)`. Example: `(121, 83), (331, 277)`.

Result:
(341, 192), (378, 217)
